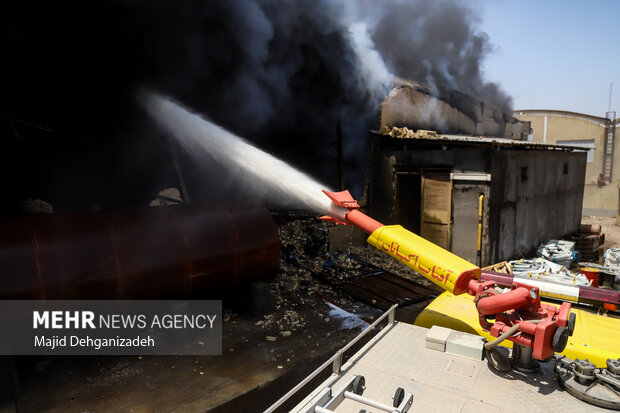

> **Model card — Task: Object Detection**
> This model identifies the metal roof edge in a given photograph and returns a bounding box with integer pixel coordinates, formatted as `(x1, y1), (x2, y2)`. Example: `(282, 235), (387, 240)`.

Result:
(370, 130), (590, 151)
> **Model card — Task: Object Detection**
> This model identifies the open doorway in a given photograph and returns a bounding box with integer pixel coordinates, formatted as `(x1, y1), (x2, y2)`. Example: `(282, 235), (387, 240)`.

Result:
(420, 174), (452, 249)
(394, 172), (421, 233)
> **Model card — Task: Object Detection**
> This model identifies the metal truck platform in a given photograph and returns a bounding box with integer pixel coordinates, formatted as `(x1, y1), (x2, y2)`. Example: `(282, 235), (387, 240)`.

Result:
(277, 307), (609, 412)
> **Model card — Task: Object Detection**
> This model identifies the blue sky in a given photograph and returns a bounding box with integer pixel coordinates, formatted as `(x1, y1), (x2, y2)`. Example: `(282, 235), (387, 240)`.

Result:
(477, 0), (618, 117)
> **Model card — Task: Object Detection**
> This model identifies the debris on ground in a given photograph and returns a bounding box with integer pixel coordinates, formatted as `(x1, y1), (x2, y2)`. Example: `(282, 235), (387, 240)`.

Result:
(245, 212), (438, 339)
(484, 219), (620, 292)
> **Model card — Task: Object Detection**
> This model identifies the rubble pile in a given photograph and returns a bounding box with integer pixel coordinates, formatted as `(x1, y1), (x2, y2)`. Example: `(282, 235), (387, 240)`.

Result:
(220, 211), (446, 352)
(276, 212), (440, 294)
(379, 125), (438, 139)
(231, 213), (362, 340)
(225, 212), (439, 341)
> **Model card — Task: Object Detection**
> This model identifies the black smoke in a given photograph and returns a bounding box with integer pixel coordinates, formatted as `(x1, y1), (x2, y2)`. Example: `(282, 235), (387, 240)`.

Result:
(2, 0), (511, 212)
(368, 0), (513, 112)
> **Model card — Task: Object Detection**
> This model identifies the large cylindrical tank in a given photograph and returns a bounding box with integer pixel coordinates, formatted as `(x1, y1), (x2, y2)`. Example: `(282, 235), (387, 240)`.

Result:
(0, 203), (280, 299)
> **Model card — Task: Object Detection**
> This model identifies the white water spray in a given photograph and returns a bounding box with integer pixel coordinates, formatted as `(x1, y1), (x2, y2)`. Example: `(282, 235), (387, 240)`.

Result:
(142, 93), (335, 213)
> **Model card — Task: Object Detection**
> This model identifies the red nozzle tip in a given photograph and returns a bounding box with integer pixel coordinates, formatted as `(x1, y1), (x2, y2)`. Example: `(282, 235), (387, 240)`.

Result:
(318, 215), (347, 225)
(322, 190), (359, 209)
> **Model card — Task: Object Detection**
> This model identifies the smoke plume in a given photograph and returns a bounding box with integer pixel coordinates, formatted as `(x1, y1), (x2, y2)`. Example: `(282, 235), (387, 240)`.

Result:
(367, 0), (513, 112)
(3, 0), (511, 209)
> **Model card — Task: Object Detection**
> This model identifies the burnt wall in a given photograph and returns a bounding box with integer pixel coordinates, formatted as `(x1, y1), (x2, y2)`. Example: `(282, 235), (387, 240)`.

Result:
(488, 150), (587, 262)
(380, 85), (530, 139)
(367, 136), (492, 265)
(367, 136), (490, 224)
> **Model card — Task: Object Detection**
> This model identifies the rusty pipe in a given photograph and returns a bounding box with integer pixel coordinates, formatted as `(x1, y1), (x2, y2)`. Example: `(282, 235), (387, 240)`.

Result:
(0, 203), (280, 299)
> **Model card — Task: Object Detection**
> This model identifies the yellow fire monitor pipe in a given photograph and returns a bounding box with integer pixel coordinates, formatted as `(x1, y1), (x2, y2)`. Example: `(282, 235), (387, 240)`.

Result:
(366, 225), (480, 295)
(322, 189), (480, 295)
(477, 194), (484, 267)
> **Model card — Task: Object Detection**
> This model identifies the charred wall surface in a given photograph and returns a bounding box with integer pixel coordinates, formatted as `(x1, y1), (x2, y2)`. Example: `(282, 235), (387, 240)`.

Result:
(367, 137), (490, 222)
(488, 150), (587, 262)
(381, 83), (530, 139)
(367, 136), (492, 265)
(367, 135), (587, 265)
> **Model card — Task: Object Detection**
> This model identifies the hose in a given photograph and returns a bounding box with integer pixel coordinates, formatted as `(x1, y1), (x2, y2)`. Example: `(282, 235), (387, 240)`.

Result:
(484, 323), (521, 350)
(484, 319), (544, 372)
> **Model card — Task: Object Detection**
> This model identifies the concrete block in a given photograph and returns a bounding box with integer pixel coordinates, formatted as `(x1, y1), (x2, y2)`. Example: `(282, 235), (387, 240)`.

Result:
(445, 330), (485, 360)
(425, 325), (452, 352)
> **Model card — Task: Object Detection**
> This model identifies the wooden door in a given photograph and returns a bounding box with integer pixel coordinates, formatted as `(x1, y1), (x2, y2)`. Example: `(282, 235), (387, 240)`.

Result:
(420, 174), (452, 249)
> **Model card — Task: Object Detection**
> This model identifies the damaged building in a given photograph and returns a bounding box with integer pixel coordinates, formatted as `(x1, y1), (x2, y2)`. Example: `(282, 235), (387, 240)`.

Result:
(381, 79), (531, 140)
(362, 82), (588, 266)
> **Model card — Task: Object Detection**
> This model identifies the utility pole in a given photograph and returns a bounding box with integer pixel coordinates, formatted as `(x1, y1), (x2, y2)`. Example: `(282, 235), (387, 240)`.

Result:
(609, 82), (614, 113)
